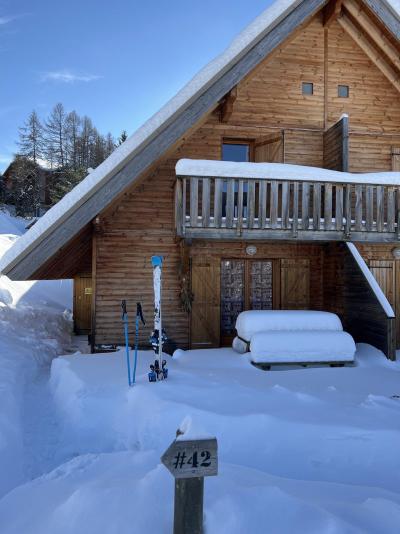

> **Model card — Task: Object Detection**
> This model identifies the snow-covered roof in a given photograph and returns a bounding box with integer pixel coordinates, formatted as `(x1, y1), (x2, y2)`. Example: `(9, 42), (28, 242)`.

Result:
(0, 0), (306, 277)
(1, 0), (400, 278)
(176, 159), (400, 186)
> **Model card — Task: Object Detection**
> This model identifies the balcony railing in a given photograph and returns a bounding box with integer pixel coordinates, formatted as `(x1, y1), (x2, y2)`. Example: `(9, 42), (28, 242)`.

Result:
(175, 170), (400, 242)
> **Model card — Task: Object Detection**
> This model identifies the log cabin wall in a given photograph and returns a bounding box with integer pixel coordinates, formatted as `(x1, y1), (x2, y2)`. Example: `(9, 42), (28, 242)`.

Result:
(93, 10), (400, 348)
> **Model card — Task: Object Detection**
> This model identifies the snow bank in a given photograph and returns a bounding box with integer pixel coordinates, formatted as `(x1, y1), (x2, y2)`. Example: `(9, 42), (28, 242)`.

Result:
(0, 0), (302, 275)
(176, 159), (400, 186)
(236, 310), (343, 341)
(0, 209), (26, 236)
(0, 214), (73, 497)
(4, 344), (398, 533)
(250, 331), (356, 363)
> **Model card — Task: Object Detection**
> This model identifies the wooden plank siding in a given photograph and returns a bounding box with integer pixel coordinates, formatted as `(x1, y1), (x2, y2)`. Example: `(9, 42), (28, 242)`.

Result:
(323, 116), (349, 171)
(92, 9), (400, 350)
(323, 242), (396, 359)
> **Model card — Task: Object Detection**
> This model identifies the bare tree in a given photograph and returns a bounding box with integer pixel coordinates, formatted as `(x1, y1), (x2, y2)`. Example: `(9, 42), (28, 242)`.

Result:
(18, 111), (44, 164)
(65, 110), (81, 170)
(45, 103), (67, 167)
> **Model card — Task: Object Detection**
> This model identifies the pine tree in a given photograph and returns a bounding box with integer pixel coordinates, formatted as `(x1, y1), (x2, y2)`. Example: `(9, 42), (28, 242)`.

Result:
(118, 130), (128, 145)
(18, 111), (44, 164)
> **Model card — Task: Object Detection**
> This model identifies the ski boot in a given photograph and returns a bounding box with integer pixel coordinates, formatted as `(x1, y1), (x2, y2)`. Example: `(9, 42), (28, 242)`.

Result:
(148, 365), (157, 382)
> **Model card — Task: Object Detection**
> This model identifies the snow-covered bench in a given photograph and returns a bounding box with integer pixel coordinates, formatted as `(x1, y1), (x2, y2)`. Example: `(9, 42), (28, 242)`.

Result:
(232, 310), (356, 368)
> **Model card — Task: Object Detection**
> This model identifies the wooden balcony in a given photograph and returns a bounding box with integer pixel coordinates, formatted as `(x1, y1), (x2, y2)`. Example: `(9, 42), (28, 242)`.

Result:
(175, 162), (400, 242)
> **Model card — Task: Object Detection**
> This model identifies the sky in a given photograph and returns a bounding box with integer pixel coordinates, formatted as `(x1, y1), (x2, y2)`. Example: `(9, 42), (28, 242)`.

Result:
(0, 0), (271, 172)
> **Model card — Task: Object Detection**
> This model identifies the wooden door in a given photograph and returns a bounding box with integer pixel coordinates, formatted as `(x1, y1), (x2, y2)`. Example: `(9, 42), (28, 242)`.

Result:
(220, 260), (245, 345)
(369, 259), (399, 347)
(73, 275), (92, 334)
(280, 259), (310, 309)
(191, 256), (220, 349)
(220, 259), (275, 344)
(254, 133), (284, 163)
(369, 260), (395, 309)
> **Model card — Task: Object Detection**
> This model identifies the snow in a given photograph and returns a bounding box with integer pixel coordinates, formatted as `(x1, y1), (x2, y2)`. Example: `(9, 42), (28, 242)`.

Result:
(176, 159), (400, 186)
(250, 331), (356, 363)
(236, 310), (343, 341)
(346, 243), (395, 317)
(0, 0), (302, 276)
(1, 345), (400, 533)
(0, 209), (27, 236)
(0, 211), (73, 497)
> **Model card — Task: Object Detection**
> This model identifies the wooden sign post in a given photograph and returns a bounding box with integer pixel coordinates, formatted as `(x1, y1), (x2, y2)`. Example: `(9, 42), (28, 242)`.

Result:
(161, 437), (218, 534)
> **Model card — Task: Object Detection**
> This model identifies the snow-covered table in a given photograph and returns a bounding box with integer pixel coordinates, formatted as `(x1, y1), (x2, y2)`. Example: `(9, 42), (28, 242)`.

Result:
(233, 310), (356, 367)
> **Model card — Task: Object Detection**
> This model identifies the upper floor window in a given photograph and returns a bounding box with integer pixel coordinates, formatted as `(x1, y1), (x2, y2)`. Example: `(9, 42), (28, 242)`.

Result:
(302, 82), (314, 96)
(222, 142), (251, 162)
(338, 85), (349, 98)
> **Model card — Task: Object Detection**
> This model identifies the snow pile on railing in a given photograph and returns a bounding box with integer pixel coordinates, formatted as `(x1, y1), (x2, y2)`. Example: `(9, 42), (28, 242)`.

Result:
(176, 159), (400, 186)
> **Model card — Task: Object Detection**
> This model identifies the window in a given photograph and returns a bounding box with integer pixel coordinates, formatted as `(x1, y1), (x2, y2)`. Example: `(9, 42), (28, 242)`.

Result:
(222, 142), (250, 162)
(221, 141), (251, 218)
(338, 85), (349, 98)
(302, 82), (314, 96)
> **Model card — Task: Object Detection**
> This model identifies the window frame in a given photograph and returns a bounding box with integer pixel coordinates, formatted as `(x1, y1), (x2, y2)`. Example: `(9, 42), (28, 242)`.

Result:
(302, 82), (314, 96)
(338, 85), (350, 98)
(221, 138), (255, 162)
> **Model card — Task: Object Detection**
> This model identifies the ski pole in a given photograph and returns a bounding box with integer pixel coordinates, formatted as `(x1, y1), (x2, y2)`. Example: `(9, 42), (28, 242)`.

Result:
(121, 300), (131, 387)
(132, 302), (145, 385)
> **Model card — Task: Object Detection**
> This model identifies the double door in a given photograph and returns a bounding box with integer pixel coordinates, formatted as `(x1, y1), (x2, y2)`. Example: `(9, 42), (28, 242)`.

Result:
(220, 259), (276, 343)
(190, 256), (310, 349)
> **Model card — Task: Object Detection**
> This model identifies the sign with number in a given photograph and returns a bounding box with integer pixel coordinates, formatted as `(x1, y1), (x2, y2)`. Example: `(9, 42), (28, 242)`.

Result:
(161, 438), (218, 479)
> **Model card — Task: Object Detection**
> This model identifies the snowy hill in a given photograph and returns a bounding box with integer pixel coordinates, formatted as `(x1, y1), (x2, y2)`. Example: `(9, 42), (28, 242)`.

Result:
(0, 208), (73, 496)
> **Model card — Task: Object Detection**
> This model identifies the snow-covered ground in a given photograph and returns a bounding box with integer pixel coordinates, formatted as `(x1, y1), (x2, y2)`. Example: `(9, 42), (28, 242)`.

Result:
(1, 207), (400, 533)
(1, 345), (400, 533)
(0, 208), (73, 496)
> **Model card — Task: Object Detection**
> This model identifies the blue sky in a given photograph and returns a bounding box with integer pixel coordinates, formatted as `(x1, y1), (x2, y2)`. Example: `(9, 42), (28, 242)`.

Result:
(0, 0), (271, 172)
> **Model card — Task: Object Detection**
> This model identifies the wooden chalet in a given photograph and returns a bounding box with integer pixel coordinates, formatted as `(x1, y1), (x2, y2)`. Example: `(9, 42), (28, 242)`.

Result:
(1, 0), (400, 359)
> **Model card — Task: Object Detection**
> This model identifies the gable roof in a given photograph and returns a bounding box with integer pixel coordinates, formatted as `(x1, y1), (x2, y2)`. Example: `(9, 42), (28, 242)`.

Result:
(1, 0), (400, 280)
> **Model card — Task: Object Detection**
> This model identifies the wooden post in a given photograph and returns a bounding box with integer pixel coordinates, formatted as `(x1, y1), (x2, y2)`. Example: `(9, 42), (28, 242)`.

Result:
(174, 478), (204, 534)
(161, 437), (218, 534)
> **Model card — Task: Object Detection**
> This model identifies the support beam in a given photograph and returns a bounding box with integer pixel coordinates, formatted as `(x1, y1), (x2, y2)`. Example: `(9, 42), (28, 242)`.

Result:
(343, 0), (400, 71)
(219, 87), (237, 123)
(338, 13), (400, 93)
(324, 0), (342, 27)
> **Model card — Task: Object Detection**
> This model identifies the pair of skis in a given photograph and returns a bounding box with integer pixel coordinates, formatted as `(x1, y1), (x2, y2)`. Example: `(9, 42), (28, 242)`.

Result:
(121, 256), (168, 386)
(149, 256), (168, 382)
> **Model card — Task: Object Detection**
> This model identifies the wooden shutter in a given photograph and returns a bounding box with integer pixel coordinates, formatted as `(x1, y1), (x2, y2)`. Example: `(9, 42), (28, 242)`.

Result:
(190, 256), (220, 348)
(280, 259), (310, 309)
(254, 133), (284, 163)
(391, 147), (400, 171)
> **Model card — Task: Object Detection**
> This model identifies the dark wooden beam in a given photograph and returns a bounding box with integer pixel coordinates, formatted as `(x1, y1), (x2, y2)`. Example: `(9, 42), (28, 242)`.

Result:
(324, 0), (343, 27)
(219, 87), (237, 123)
(4, 0), (328, 280)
